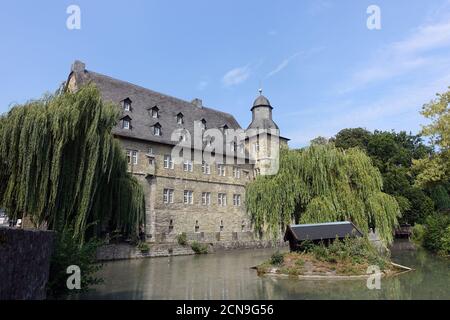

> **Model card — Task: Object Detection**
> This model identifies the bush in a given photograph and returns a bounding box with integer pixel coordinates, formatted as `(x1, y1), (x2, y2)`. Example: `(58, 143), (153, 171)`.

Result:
(423, 213), (450, 254)
(190, 241), (208, 254)
(177, 233), (187, 246)
(270, 251), (284, 265)
(412, 224), (425, 245)
(137, 242), (149, 253)
(47, 229), (103, 299)
(308, 237), (390, 269)
(440, 226), (450, 256)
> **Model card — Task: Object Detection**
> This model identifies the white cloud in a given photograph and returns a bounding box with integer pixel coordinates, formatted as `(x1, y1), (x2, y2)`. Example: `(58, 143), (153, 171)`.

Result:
(197, 80), (208, 91)
(307, 0), (332, 16)
(222, 65), (251, 87)
(339, 19), (450, 93)
(265, 52), (302, 79)
(286, 72), (450, 147)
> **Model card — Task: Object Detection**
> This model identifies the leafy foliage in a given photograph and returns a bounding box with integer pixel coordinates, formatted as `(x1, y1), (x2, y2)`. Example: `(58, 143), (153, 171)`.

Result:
(334, 128), (442, 224)
(246, 145), (400, 243)
(422, 213), (450, 255)
(47, 228), (103, 299)
(270, 251), (284, 265)
(177, 232), (188, 246)
(0, 85), (145, 243)
(190, 241), (208, 254)
(414, 87), (450, 186)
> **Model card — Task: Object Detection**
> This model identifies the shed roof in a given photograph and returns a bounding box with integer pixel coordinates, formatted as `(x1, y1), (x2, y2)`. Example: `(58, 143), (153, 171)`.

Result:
(284, 221), (363, 242)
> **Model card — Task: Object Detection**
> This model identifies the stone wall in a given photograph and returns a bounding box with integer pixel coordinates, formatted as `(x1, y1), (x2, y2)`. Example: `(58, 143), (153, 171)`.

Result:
(96, 240), (287, 261)
(0, 227), (55, 300)
(117, 138), (257, 243)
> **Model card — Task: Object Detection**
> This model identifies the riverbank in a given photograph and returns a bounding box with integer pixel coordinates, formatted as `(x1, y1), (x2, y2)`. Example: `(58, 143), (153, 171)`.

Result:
(96, 240), (287, 261)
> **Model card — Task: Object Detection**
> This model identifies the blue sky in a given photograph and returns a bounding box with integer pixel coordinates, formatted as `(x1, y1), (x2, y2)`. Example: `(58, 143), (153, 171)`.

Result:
(1, 0), (449, 147)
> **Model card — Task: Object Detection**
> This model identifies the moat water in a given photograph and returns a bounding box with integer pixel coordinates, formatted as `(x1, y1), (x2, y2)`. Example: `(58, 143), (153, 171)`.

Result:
(80, 241), (450, 300)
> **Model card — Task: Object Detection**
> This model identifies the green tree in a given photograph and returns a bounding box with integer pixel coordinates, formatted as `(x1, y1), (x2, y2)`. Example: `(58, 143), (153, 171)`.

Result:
(414, 87), (450, 187)
(334, 128), (372, 151)
(0, 85), (145, 243)
(246, 145), (400, 243)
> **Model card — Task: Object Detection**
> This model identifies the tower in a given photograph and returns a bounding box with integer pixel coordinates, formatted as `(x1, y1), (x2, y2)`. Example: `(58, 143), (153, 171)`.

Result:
(246, 91), (282, 176)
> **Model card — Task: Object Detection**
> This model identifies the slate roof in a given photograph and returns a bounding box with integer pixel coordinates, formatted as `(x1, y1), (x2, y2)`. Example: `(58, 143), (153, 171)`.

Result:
(284, 221), (363, 242)
(69, 61), (242, 147)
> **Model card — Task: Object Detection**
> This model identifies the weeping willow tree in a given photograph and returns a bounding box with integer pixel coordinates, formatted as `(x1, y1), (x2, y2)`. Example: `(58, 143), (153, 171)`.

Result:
(0, 84), (145, 244)
(246, 145), (401, 244)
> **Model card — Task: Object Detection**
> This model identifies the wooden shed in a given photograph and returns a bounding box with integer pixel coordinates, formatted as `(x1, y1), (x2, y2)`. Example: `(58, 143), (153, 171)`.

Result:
(284, 221), (363, 251)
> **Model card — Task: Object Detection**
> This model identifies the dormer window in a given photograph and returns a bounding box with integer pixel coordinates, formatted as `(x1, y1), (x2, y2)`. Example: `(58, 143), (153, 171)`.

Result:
(153, 123), (161, 136)
(122, 98), (132, 111)
(200, 119), (207, 130)
(151, 106), (159, 119)
(177, 113), (184, 125)
(222, 124), (229, 135)
(121, 116), (132, 130)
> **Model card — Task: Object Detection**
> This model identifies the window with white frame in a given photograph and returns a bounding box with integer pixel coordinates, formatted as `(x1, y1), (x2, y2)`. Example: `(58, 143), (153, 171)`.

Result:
(233, 194), (241, 206)
(154, 124), (161, 136)
(202, 161), (210, 174)
(184, 190), (193, 204)
(183, 159), (193, 172)
(163, 155), (174, 169)
(126, 150), (138, 165)
(123, 119), (130, 130)
(201, 192), (211, 206)
(163, 189), (174, 204)
(233, 167), (240, 179)
(200, 119), (207, 130)
(151, 107), (159, 118)
(253, 142), (260, 153)
(123, 99), (131, 111)
(218, 193), (227, 207)
(217, 164), (226, 177)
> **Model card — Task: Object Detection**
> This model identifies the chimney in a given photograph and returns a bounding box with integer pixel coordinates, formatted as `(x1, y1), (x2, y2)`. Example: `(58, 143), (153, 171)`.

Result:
(191, 98), (203, 108)
(71, 60), (86, 73)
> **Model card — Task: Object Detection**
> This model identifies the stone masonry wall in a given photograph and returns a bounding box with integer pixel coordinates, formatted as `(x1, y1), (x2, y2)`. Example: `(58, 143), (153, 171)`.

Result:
(117, 138), (258, 243)
(0, 227), (55, 300)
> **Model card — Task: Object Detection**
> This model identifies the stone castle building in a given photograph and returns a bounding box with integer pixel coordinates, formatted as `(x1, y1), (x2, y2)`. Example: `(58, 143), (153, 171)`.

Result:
(66, 61), (288, 243)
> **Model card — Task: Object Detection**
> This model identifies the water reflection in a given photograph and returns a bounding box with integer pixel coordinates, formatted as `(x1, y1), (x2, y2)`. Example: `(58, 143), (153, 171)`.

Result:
(80, 242), (450, 300)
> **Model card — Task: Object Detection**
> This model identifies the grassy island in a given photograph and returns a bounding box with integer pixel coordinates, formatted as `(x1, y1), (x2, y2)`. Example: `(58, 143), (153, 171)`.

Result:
(257, 237), (401, 278)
